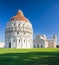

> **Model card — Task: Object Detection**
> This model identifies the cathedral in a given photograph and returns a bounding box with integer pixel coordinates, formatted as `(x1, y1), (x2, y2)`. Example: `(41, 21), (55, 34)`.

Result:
(5, 10), (33, 48)
(33, 34), (57, 48)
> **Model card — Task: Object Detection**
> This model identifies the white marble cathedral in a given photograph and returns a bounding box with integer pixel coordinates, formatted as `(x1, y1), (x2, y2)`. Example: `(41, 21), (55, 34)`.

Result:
(5, 10), (33, 48)
(33, 34), (57, 48)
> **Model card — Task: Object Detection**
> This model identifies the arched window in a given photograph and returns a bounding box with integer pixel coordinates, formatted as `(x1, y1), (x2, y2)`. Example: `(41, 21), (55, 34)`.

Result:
(17, 31), (19, 34)
(19, 39), (20, 43)
(14, 39), (15, 42)
(9, 42), (11, 48)
(41, 45), (43, 48)
(23, 24), (25, 28)
(24, 39), (25, 43)
(14, 24), (16, 26)
(24, 32), (25, 35)
(18, 24), (20, 26)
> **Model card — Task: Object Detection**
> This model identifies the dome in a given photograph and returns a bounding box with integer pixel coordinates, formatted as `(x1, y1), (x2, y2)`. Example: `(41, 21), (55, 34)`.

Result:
(35, 34), (41, 38)
(42, 34), (46, 38)
(6, 9), (33, 30)
(10, 9), (28, 22)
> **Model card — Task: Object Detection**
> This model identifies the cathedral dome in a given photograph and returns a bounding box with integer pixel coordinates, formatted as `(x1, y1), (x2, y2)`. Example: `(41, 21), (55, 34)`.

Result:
(42, 34), (46, 38)
(10, 10), (28, 22)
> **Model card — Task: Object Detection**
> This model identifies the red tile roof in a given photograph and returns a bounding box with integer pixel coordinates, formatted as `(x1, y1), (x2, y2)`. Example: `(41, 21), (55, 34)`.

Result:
(10, 10), (28, 22)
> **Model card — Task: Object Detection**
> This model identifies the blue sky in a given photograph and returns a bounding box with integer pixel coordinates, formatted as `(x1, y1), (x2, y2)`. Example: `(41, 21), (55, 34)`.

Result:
(0, 0), (59, 44)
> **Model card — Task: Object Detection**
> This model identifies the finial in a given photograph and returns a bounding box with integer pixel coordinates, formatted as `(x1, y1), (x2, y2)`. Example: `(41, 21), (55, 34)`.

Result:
(17, 9), (23, 16)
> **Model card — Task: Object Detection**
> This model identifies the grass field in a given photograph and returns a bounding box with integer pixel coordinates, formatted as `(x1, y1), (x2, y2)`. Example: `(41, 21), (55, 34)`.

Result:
(0, 48), (59, 65)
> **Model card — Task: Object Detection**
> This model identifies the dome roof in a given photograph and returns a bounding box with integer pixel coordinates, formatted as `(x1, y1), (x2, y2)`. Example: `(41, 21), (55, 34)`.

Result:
(42, 34), (46, 38)
(10, 10), (28, 22)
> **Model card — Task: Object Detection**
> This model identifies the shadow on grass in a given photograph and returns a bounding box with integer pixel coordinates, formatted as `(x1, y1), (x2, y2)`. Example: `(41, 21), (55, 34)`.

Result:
(0, 51), (59, 65)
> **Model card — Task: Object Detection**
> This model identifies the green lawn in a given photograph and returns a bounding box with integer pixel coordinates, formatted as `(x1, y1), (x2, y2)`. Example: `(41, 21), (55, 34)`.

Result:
(0, 48), (59, 65)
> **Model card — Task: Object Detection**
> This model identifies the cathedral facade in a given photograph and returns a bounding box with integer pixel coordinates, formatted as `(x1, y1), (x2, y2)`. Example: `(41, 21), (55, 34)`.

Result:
(5, 10), (33, 48)
(33, 34), (57, 48)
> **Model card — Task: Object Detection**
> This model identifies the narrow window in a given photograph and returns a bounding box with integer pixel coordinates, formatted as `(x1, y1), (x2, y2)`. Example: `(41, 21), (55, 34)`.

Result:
(23, 24), (25, 28)
(19, 39), (20, 43)
(17, 31), (19, 34)
(18, 24), (20, 26)
(24, 39), (25, 43)
(24, 32), (25, 35)
(9, 42), (11, 48)
(14, 24), (15, 26)
(14, 39), (15, 42)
